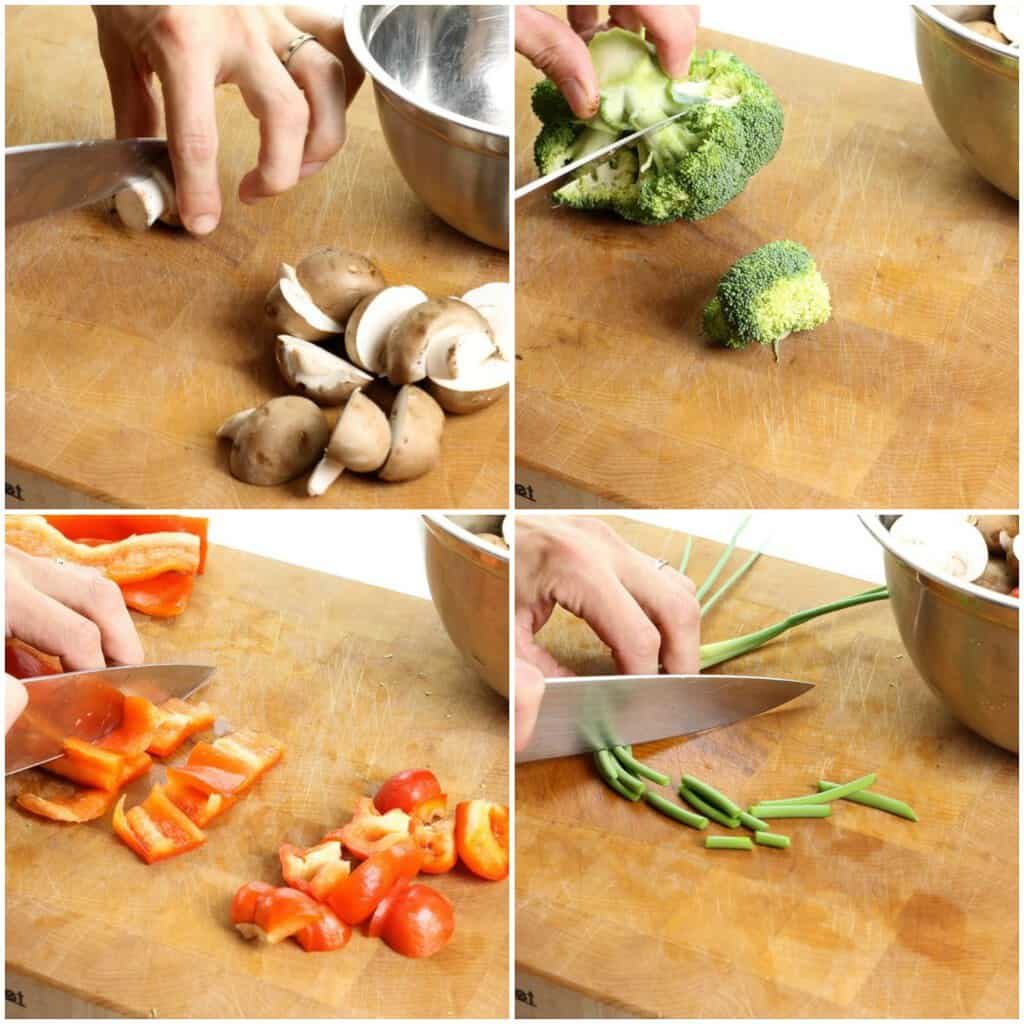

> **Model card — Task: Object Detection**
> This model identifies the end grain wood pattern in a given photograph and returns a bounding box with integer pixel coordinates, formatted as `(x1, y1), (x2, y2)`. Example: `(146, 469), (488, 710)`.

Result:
(6, 545), (509, 1018)
(514, 17), (1018, 508)
(515, 517), (1017, 1019)
(5, 6), (508, 509)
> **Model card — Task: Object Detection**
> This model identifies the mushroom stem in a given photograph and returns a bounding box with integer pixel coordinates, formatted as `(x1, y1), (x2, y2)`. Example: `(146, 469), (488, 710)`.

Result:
(307, 457), (346, 497)
(216, 408), (255, 440)
(114, 169), (178, 230)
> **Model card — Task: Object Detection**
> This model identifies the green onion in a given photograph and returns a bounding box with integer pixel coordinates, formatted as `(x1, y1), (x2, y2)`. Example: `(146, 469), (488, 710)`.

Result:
(700, 586), (889, 670)
(678, 535), (693, 575)
(594, 750), (643, 802)
(760, 773), (877, 806)
(737, 809), (770, 832)
(611, 746), (670, 786)
(701, 545), (763, 618)
(754, 831), (791, 849)
(695, 515), (752, 603)
(679, 786), (741, 828)
(680, 774), (744, 819)
(644, 791), (708, 829)
(818, 781), (918, 821)
(749, 803), (831, 819)
(705, 836), (753, 851)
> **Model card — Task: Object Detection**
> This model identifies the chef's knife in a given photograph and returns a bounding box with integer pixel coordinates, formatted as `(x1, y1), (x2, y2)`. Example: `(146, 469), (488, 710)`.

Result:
(516, 673), (813, 763)
(5, 663), (215, 775)
(6, 138), (169, 226)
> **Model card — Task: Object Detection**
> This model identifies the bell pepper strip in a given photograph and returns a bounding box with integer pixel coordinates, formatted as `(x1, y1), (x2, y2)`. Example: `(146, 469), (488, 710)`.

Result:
(16, 787), (116, 823)
(120, 751), (154, 784)
(5, 639), (62, 679)
(326, 796), (411, 860)
(374, 769), (443, 814)
(454, 800), (509, 881)
(113, 784), (207, 863)
(377, 883), (455, 959)
(96, 696), (159, 756)
(232, 885), (322, 944)
(293, 905), (351, 952)
(411, 816), (457, 874)
(121, 572), (197, 618)
(44, 515), (209, 572)
(326, 839), (422, 925)
(164, 770), (236, 828)
(209, 729), (283, 786)
(147, 699), (216, 757)
(46, 739), (129, 791)
(411, 793), (448, 824)
(166, 761), (247, 798)
(278, 841), (351, 901)
(5, 516), (201, 583)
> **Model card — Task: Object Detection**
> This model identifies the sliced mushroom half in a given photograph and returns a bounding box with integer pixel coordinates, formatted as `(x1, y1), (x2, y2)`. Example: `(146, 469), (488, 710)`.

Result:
(386, 298), (494, 386)
(427, 356), (510, 415)
(460, 282), (512, 360)
(307, 391), (391, 496)
(345, 285), (428, 373)
(377, 386), (445, 482)
(265, 264), (345, 341)
(294, 247), (386, 323)
(275, 335), (372, 405)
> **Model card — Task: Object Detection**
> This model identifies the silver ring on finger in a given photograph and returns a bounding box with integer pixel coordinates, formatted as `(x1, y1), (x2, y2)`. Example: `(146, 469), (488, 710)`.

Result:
(279, 33), (317, 69)
(655, 559), (670, 572)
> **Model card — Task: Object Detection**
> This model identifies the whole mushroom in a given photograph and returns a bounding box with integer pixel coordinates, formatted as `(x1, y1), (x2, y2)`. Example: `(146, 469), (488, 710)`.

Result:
(294, 247), (386, 323)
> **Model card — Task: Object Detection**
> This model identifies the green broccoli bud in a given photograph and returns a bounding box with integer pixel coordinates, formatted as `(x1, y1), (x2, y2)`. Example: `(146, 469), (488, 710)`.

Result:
(531, 79), (576, 126)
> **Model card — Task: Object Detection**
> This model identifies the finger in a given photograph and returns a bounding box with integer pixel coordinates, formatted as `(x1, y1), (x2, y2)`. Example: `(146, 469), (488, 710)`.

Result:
(234, 55), (310, 203)
(281, 39), (348, 176)
(154, 57), (222, 234)
(284, 6), (364, 104)
(5, 676), (28, 734)
(515, 658), (547, 752)
(515, 610), (570, 679)
(21, 559), (144, 666)
(567, 6), (601, 39)
(516, 7), (599, 118)
(7, 588), (107, 672)
(619, 560), (701, 675)
(628, 6), (698, 78)
(96, 39), (161, 139)
(554, 564), (662, 675)
(608, 7), (642, 31)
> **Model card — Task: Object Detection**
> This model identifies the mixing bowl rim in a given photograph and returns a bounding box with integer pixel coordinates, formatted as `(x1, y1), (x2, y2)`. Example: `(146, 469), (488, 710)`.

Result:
(343, 4), (511, 140)
(859, 513), (1020, 610)
(913, 4), (1020, 61)
(422, 513), (510, 563)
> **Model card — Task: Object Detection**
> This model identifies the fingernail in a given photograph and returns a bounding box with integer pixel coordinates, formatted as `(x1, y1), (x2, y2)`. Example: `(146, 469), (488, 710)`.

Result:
(300, 160), (326, 179)
(188, 214), (218, 236)
(563, 78), (597, 118)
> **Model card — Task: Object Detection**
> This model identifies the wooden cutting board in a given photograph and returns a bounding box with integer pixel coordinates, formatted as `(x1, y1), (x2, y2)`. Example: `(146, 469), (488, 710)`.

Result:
(6, 543), (509, 1018)
(514, 18), (1018, 509)
(5, 5), (508, 510)
(515, 517), (1017, 1018)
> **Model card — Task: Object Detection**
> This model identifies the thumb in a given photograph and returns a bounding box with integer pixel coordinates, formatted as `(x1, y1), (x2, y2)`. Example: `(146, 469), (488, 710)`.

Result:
(516, 7), (599, 119)
(515, 658), (547, 752)
(5, 675), (27, 734)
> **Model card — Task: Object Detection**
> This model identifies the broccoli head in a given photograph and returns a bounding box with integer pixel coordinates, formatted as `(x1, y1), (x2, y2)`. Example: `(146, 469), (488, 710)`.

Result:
(703, 241), (832, 358)
(530, 28), (784, 224)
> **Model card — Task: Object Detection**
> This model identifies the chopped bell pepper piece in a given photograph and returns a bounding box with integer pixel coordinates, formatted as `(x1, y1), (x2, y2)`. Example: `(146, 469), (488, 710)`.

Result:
(232, 884), (321, 944)
(5, 639), (62, 679)
(164, 769), (236, 827)
(210, 729), (283, 784)
(411, 793), (448, 824)
(279, 841), (351, 901)
(97, 696), (159, 756)
(167, 760), (247, 797)
(326, 796), (411, 859)
(147, 699), (215, 757)
(293, 905), (351, 952)
(455, 799), (509, 881)
(121, 572), (196, 618)
(120, 751), (154, 784)
(113, 784), (206, 864)
(47, 739), (128, 791)
(411, 815), (458, 874)
(17, 787), (116, 823)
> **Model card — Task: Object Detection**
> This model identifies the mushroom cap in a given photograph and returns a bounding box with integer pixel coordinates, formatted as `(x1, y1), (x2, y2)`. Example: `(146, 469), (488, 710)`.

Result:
(326, 391), (391, 473)
(295, 247), (386, 323)
(345, 285), (429, 373)
(461, 281), (512, 360)
(377, 386), (445, 482)
(427, 355), (510, 414)
(266, 270), (344, 342)
(225, 396), (330, 486)
(385, 298), (494, 386)
(963, 18), (1010, 43)
(890, 514), (989, 582)
(974, 515), (1019, 554)
(977, 556), (1015, 594)
(275, 335), (372, 405)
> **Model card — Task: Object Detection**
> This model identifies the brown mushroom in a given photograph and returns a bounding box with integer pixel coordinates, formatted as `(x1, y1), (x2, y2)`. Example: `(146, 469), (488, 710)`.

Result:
(385, 299), (494, 386)
(294, 247), (386, 323)
(275, 335), (372, 405)
(307, 392), (391, 497)
(377, 386), (445, 482)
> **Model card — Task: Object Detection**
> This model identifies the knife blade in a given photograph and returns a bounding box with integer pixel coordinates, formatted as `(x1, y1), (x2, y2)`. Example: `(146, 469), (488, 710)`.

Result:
(515, 673), (813, 763)
(5, 663), (215, 775)
(6, 138), (169, 226)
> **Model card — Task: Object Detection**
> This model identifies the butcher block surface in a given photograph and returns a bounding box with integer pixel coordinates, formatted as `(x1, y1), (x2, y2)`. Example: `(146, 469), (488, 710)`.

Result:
(515, 18), (1018, 508)
(6, 543), (509, 1018)
(516, 518), (1017, 1018)
(5, 5), (508, 509)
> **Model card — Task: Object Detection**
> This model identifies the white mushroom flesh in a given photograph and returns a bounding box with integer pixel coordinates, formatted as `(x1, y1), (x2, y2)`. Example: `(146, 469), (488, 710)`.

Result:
(346, 285), (428, 373)
(994, 4), (1021, 44)
(890, 514), (989, 582)
(461, 282), (512, 361)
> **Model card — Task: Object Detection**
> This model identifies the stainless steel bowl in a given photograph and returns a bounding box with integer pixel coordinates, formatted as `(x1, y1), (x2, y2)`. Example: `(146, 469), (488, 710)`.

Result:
(422, 514), (509, 697)
(862, 514), (1019, 752)
(913, 5), (1019, 198)
(344, 5), (510, 249)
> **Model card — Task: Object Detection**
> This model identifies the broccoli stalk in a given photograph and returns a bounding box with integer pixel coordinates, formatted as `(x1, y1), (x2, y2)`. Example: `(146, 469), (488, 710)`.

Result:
(703, 241), (832, 359)
(530, 28), (784, 224)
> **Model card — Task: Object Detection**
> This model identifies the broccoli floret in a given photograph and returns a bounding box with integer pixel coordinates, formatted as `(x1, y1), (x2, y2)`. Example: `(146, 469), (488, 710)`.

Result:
(704, 241), (832, 358)
(530, 29), (783, 224)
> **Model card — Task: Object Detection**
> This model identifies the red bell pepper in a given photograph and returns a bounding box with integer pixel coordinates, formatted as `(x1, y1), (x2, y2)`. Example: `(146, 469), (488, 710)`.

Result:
(147, 698), (215, 757)
(232, 884), (322, 944)
(187, 730), (283, 793)
(326, 796), (411, 859)
(44, 515), (209, 571)
(16, 787), (116, 823)
(121, 573), (197, 618)
(376, 883), (455, 959)
(454, 800), (509, 881)
(97, 696), (159, 756)
(5, 639), (62, 679)
(278, 841), (351, 902)
(293, 905), (351, 952)
(411, 793), (448, 824)
(326, 839), (422, 925)
(164, 769), (237, 827)
(113, 784), (207, 863)
(374, 769), (443, 814)
(411, 816), (457, 874)
(47, 739), (129, 791)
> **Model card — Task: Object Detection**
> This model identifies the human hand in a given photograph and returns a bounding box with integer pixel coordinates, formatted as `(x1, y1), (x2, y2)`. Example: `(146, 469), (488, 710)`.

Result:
(93, 5), (361, 235)
(6, 546), (144, 673)
(514, 518), (700, 750)
(515, 5), (700, 119)
(5, 675), (28, 734)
